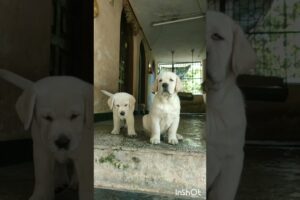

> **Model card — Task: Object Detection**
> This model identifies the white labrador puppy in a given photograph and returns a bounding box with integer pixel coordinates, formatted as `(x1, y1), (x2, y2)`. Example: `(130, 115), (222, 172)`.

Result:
(0, 69), (93, 200)
(143, 72), (183, 145)
(206, 11), (257, 200)
(101, 90), (137, 137)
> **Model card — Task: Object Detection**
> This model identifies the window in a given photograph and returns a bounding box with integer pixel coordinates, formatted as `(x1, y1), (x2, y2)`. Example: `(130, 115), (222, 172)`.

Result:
(209, 0), (300, 83)
(158, 62), (204, 94)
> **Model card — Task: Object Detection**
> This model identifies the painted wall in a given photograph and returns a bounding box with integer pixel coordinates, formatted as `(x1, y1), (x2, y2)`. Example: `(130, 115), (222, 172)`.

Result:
(0, 0), (52, 141)
(94, 0), (123, 113)
(94, 0), (153, 114)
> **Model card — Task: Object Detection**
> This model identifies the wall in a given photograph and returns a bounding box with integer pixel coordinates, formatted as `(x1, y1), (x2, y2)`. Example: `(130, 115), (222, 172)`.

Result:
(0, 0), (52, 141)
(94, 0), (123, 113)
(94, 0), (153, 114)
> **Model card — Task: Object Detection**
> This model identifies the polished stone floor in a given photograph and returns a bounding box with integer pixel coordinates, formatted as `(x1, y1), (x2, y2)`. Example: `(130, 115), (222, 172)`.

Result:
(236, 146), (300, 200)
(94, 114), (206, 153)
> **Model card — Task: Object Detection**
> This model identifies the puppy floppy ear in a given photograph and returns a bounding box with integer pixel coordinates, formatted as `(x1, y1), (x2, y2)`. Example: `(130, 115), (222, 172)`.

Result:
(151, 77), (159, 93)
(15, 87), (36, 130)
(175, 75), (183, 92)
(129, 95), (136, 110)
(84, 85), (93, 128)
(232, 23), (257, 75)
(107, 96), (114, 110)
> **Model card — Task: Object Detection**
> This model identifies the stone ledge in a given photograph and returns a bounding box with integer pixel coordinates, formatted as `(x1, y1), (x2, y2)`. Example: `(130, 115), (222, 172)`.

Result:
(94, 115), (206, 198)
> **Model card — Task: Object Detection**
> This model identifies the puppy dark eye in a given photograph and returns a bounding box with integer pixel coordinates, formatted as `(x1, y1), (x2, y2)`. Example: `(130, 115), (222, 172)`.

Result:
(116, 105), (120, 107)
(124, 104), (128, 107)
(170, 78), (174, 82)
(211, 33), (224, 41)
(43, 115), (53, 122)
(159, 79), (162, 82)
(70, 114), (79, 120)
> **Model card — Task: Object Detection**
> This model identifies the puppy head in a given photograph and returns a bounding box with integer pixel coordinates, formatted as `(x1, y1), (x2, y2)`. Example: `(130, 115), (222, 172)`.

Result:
(16, 77), (92, 156)
(152, 72), (182, 95)
(108, 93), (135, 119)
(206, 11), (256, 85)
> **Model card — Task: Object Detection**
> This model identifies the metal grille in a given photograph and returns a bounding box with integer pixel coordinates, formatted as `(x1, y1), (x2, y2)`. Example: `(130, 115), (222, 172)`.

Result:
(209, 0), (300, 83)
(158, 62), (203, 94)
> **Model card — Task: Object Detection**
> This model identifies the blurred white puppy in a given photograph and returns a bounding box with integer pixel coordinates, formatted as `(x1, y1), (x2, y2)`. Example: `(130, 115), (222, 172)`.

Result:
(206, 11), (257, 200)
(0, 69), (93, 200)
(101, 90), (137, 137)
(143, 72), (183, 145)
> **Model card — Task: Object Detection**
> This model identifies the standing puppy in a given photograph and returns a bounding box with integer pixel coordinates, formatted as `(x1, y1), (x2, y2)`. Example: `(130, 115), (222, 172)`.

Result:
(101, 90), (137, 137)
(143, 72), (183, 145)
(0, 69), (93, 200)
(206, 11), (257, 200)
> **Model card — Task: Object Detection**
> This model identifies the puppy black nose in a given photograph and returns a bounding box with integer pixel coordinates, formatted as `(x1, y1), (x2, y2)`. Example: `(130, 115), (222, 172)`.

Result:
(55, 135), (70, 150)
(120, 111), (125, 116)
(162, 83), (168, 88)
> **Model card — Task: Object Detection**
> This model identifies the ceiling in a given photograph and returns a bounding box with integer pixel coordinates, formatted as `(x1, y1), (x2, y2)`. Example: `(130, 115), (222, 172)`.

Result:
(129, 0), (206, 64)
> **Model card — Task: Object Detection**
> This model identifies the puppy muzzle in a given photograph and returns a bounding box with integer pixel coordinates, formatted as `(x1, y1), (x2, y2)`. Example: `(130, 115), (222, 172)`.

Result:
(55, 135), (70, 150)
(162, 83), (170, 94)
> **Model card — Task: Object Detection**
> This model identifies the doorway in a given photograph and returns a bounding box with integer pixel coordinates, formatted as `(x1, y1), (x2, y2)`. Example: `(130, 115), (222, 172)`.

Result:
(138, 42), (146, 114)
(119, 9), (134, 94)
(50, 0), (93, 83)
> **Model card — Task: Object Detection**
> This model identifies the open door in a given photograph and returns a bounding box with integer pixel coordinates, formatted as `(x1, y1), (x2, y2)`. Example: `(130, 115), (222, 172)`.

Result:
(119, 9), (134, 93)
(138, 42), (146, 114)
(50, 0), (93, 83)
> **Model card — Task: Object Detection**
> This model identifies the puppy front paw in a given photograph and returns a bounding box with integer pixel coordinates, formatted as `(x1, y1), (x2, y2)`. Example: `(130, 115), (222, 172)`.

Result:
(176, 133), (184, 140)
(111, 129), (120, 135)
(150, 137), (160, 144)
(128, 130), (137, 137)
(168, 137), (178, 145)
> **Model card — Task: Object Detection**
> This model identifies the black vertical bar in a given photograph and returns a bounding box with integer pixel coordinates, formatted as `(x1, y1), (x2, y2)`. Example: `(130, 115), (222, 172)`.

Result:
(220, 0), (226, 12)
(171, 50), (175, 72)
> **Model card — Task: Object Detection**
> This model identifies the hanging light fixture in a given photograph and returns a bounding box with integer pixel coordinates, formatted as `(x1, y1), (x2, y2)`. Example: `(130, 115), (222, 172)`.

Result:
(191, 49), (195, 93)
(171, 50), (175, 72)
(191, 49), (194, 64)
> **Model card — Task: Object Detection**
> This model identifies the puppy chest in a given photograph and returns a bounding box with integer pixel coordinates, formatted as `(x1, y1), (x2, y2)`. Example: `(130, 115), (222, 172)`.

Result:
(154, 102), (180, 114)
(157, 112), (178, 130)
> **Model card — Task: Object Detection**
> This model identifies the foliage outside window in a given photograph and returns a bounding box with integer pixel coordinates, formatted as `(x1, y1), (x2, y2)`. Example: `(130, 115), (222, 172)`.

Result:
(209, 0), (300, 83)
(249, 0), (300, 83)
(158, 62), (203, 95)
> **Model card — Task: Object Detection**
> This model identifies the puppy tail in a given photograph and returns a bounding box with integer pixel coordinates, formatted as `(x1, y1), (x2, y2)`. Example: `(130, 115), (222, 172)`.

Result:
(0, 69), (33, 90)
(101, 90), (113, 97)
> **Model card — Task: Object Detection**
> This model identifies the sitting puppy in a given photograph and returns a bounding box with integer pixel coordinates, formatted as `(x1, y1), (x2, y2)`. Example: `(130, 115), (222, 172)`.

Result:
(0, 69), (93, 200)
(206, 11), (257, 200)
(101, 90), (137, 137)
(143, 72), (183, 145)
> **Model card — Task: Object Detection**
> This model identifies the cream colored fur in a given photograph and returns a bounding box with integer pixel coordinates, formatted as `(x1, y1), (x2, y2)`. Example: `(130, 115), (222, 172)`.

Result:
(143, 72), (183, 145)
(101, 90), (137, 137)
(0, 69), (93, 200)
(206, 11), (257, 200)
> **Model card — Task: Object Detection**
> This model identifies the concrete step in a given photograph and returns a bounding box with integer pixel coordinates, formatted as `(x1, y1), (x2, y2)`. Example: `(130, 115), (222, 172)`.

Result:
(94, 114), (206, 199)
